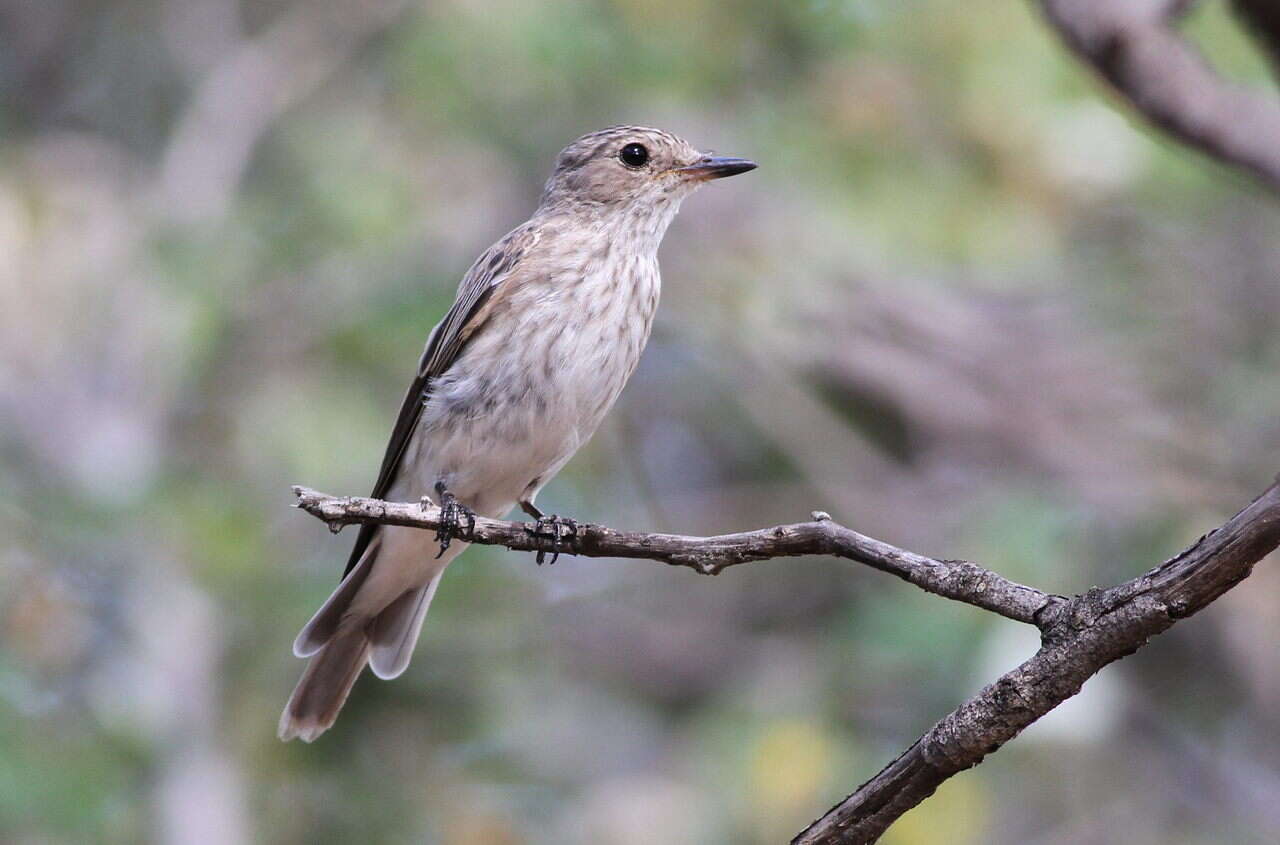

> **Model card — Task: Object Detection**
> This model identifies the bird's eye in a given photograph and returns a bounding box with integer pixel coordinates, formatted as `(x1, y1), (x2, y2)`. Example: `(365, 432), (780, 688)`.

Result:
(619, 143), (650, 168)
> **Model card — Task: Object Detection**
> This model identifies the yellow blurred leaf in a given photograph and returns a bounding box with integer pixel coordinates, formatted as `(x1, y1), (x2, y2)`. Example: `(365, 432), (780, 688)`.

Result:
(883, 773), (989, 845)
(749, 719), (832, 833)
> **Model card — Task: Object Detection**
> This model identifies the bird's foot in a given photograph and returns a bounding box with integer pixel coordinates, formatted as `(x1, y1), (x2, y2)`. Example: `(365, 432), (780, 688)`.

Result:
(529, 514), (579, 565)
(433, 483), (476, 558)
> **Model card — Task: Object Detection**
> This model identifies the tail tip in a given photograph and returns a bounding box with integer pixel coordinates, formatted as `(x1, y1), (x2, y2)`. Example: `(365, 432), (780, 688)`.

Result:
(279, 619), (371, 743)
(278, 708), (330, 743)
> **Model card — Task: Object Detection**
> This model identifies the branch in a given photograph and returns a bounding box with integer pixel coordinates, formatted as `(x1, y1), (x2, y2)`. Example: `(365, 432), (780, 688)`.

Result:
(1040, 0), (1280, 193)
(793, 479), (1280, 843)
(291, 479), (1280, 842)
(292, 486), (1056, 625)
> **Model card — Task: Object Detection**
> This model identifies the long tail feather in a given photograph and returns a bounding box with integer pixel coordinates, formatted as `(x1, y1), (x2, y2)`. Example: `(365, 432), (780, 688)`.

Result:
(292, 536), (380, 658)
(278, 621), (371, 742)
(369, 574), (443, 680)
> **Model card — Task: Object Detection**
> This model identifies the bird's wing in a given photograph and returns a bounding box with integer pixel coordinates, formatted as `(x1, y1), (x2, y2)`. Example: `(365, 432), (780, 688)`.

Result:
(341, 223), (540, 576)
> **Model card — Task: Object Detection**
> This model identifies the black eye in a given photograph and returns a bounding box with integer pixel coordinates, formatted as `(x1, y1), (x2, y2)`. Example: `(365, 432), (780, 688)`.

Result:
(619, 143), (649, 168)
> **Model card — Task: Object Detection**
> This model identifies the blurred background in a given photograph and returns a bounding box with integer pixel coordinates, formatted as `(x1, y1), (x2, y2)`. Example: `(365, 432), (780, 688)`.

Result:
(2, 0), (1279, 842)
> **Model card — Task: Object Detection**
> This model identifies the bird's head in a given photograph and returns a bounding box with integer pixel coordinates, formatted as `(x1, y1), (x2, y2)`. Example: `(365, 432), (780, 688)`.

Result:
(539, 125), (756, 217)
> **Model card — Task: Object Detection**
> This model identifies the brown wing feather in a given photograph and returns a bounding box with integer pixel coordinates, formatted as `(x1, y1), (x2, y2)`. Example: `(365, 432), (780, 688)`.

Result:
(341, 224), (539, 576)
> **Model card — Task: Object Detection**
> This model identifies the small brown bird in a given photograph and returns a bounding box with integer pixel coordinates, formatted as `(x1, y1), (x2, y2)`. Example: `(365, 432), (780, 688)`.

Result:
(279, 126), (756, 741)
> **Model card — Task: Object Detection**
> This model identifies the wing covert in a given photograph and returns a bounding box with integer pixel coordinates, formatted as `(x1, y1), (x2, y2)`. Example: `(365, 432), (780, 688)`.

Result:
(341, 224), (538, 576)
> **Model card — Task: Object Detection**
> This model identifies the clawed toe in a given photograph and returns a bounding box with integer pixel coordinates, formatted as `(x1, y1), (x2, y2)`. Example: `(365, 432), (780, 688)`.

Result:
(530, 514), (579, 565)
(433, 485), (476, 558)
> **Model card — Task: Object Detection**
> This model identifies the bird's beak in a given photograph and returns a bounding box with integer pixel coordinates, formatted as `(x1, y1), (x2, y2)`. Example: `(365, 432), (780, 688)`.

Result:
(673, 155), (758, 182)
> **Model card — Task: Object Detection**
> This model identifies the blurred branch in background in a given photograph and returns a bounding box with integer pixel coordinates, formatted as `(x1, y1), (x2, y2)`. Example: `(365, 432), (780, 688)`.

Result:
(157, 0), (409, 223)
(294, 477), (1280, 844)
(768, 279), (1235, 514)
(1040, 0), (1280, 193)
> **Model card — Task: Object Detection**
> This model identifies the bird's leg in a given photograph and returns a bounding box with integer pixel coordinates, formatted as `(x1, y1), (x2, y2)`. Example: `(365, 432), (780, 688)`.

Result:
(434, 480), (476, 558)
(520, 499), (578, 565)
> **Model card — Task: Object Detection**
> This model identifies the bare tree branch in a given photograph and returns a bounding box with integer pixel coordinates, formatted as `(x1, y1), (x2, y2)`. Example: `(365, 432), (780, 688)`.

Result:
(1040, 0), (1280, 193)
(793, 479), (1280, 844)
(292, 486), (1056, 625)
(293, 478), (1280, 843)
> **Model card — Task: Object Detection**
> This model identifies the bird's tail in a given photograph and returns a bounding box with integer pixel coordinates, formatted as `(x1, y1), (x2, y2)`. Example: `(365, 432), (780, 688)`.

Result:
(278, 618), (371, 742)
(279, 527), (460, 742)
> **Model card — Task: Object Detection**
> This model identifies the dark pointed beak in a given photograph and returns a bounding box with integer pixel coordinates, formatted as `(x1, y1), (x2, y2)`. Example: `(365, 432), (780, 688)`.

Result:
(675, 155), (758, 181)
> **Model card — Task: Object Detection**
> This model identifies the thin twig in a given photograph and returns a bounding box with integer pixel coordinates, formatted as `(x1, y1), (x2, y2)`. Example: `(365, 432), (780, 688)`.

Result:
(292, 486), (1057, 626)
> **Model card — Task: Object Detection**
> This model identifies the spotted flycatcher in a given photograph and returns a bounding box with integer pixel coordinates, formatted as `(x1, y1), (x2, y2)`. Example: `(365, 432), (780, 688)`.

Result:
(279, 126), (756, 741)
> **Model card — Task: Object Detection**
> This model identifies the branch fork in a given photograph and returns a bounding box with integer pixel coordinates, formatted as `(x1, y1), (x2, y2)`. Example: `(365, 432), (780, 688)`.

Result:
(292, 480), (1280, 843)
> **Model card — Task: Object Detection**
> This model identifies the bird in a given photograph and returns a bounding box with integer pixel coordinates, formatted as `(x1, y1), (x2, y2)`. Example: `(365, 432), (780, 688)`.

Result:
(279, 125), (756, 742)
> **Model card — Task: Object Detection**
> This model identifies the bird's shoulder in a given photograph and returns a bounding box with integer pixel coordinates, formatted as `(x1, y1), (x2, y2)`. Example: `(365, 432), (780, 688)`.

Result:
(442, 221), (549, 346)
(451, 212), (605, 327)
(457, 219), (546, 295)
